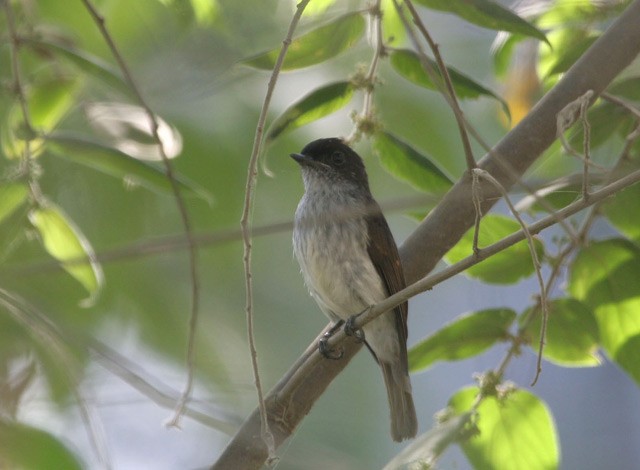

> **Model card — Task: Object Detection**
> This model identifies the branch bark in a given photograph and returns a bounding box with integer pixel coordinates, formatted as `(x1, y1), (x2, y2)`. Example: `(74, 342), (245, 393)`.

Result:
(212, 2), (640, 468)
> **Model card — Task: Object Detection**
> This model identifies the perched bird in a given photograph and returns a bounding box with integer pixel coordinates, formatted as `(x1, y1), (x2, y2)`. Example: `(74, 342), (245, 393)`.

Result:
(291, 137), (417, 441)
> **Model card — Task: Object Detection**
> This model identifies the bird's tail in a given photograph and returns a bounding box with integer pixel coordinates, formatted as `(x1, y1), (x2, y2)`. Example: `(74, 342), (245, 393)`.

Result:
(380, 360), (417, 442)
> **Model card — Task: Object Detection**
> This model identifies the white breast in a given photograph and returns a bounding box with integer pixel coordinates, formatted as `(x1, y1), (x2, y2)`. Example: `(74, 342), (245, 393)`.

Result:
(293, 183), (386, 321)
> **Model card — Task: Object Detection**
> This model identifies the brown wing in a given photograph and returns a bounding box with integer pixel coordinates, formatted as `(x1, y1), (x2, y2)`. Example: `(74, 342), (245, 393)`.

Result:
(365, 201), (409, 351)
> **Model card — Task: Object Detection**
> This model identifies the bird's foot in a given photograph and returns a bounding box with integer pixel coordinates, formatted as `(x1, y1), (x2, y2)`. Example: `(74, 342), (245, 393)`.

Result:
(318, 321), (344, 360)
(344, 311), (366, 343)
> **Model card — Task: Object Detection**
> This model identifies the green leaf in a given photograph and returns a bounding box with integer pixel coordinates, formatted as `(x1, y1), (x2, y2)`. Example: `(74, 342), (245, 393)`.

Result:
(409, 308), (516, 372)
(266, 81), (355, 141)
(450, 387), (559, 470)
(609, 76), (640, 101)
(0, 421), (83, 470)
(615, 334), (640, 388)
(547, 34), (599, 77)
(46, 134), (213, 203)
(28, 204), (104, 307)
(568, 239), (640, 356)
(0, 183), (29, 225)
(568, 101), (635, 151)
(539, 29), (599, 79)
(414, 0), (548, 43)
(243, 12), (365, 70)
(524, 298), (601, 367)
(445, 214), (545, 284)
(26, 39), (129, 95)
(373, 131), (453, 194)
(381, 0), (407, 45)
(302, 0), (338, 16)
(383, 413), (472, 469)
(2, 77), (80, 159)
(604, 174), (640, 242)
(390, 49), (509, 116)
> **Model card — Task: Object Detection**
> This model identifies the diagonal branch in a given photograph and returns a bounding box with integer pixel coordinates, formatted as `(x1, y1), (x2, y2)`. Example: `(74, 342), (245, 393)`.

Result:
(212, 2), (640, 469)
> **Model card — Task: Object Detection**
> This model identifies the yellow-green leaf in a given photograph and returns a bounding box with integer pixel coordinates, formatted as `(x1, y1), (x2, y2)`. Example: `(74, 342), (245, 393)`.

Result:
(3, 77), (80, 160)
(374, 131), (453, 195)
(267, 81), (355, 141)
(445, 214), (545, 284)
(524, 298), (601, 367)
(450, 387), (559, 470)
(568, 239), (640, 356)
(0, 183), (29, 224)
(409, 308), (515, 372)
(28, 204), (103, 307)
(615, 334), (640, 388)
(243, 12), (365, 70)
(389, 49), (510, 117)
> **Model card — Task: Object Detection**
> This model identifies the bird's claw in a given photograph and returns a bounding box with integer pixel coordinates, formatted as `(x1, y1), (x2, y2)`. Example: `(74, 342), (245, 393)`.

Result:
(319, 333), (344, 360)
(344, 313), (365, 343)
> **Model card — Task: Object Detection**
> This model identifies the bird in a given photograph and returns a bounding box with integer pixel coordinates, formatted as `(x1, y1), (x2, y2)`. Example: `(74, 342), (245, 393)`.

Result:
(291, 137), (417, 442)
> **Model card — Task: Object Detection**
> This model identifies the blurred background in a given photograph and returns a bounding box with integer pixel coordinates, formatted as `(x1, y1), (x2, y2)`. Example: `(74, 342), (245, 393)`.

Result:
(1, 0), (639, 468)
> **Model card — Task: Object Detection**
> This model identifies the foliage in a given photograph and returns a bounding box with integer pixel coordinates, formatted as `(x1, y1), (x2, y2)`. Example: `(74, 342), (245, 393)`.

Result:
(0, 0), (639, 468)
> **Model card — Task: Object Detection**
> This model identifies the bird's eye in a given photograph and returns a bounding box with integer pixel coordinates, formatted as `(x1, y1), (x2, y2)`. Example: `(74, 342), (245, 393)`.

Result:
(331, 151), (346, 166)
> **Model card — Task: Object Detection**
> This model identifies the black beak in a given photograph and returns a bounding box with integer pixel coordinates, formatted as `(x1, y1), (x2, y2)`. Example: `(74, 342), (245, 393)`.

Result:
(290, 153), (310, 165)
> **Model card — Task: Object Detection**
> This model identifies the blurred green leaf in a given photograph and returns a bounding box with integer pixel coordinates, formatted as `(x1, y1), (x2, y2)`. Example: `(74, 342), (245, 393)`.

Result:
(492, 34), (525, 79)
(389, 49), (509, 116)
(381, 0), (407, 45)
(615, 334), (640, 387)
(540, 29), (599, 78)
(26, 39), (129, 95)
(244, 12), (365, 70)
(568, 239), (640, 356)
(383, 413), (472, 469)
(524, 298), (601, 367)
(2, 77), (79, 159)
(0, 183), (29, 225)
(302, 0), (338, 16)
(0, 421), (83, 470)
(609, 76), (640, 100)
(414, 0), (547, 43)
(47, 134), (212, 203)
(31, 78), (80, 131)
(267, 81), (355, 141)
(536, 0), (627, 30)
(450, 387), (559, 470)
(28, 203), (103, 307)
(604, 170), (640, 242)
(409, 308), (516, 372)
(373, 131), (453, 194)
(445, 214), (545, 284)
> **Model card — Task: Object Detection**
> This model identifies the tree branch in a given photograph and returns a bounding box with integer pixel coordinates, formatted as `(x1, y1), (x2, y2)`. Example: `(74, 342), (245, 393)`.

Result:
(212, 2), (640, 468)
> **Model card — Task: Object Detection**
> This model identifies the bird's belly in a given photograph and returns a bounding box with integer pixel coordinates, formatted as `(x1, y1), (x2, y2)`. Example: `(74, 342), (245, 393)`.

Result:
(295, 220), (386, 321)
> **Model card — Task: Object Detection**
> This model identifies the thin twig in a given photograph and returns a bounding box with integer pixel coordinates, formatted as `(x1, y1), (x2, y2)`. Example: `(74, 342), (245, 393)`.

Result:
(239, 0), (311, 463)
(90, 341), (238, 433)
(78, 0), (201, 427)
(402, 0), (476, 170)
(472, 169), (548, 385)
(347, 0), (384, 143)
(580, 94), (592, 201)
(471, 170), (483, 255)
(2, 0), (39, 198)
